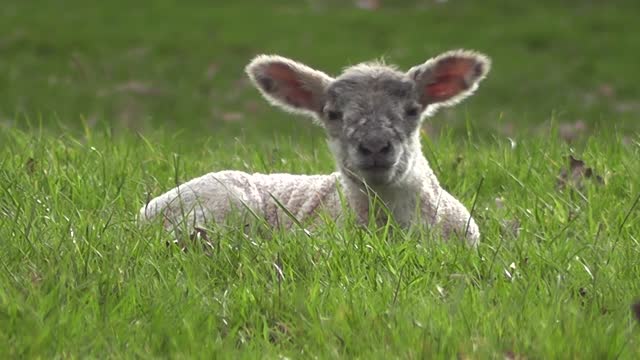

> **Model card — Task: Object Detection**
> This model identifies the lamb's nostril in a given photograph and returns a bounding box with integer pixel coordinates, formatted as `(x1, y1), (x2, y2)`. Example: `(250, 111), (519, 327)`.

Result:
(380, 142), (392, 154)
(358, 144), (372, 155)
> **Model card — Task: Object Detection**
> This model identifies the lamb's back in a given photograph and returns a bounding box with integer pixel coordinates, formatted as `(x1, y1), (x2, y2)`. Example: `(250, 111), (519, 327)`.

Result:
(251, 172), (343, 227)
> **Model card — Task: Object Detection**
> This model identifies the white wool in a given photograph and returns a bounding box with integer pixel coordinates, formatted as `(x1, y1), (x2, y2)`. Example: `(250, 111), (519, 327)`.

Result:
(139, 154), (479, 246)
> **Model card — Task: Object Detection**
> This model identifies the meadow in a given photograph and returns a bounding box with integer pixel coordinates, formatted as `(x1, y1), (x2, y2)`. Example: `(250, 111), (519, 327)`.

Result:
(1, 0), (639, 358)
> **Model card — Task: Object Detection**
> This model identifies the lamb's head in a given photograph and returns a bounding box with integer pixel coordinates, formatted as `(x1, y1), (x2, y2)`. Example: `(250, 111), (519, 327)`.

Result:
(246, 50), (490, 186)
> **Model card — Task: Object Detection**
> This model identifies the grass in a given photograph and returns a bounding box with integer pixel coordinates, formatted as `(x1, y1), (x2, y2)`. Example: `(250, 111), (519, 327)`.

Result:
(2, 0), (640, 358)
(2, 0), (640, 134)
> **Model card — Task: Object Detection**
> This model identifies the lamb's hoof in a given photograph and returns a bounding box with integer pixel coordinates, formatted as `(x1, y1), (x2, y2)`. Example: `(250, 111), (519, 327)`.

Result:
(165, 226), (215, 256)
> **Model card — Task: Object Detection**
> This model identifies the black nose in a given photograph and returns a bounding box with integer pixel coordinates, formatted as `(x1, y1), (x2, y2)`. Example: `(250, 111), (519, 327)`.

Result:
(357, 140), (393, 156)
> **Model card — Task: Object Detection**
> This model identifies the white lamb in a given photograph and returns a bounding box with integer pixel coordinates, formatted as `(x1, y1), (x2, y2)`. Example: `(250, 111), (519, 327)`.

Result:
(140, 49), (491, 246)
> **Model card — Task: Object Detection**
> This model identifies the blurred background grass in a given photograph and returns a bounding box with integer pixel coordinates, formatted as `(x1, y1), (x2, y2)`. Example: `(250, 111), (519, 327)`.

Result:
(1, 0), (639, 139)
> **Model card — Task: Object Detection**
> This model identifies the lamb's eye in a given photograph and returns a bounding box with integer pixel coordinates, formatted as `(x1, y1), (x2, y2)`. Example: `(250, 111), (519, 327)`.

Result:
(327, 110), (343, 121)
(405, 106), (419, 117)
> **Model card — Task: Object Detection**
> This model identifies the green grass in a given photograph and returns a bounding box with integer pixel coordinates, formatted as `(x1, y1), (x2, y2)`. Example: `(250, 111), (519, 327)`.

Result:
(2, 0), (640, 135)
(2, 126), (639, 358)
(2, 0), (640, 358)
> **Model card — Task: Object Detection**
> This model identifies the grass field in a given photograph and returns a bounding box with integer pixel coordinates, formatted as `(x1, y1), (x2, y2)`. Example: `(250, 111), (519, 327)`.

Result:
(1, 0), (640, 358)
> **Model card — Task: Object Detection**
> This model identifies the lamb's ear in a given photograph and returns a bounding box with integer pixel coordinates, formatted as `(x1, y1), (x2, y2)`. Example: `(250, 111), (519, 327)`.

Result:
(246, 55), (334, 118)
(407, 50), (490, 109)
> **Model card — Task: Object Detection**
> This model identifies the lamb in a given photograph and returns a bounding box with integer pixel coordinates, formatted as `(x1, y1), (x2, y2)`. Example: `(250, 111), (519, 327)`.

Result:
(140, 49), (491, 246)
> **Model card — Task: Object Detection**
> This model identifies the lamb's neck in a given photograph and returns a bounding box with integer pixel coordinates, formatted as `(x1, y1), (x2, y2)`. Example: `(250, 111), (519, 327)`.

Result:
(393, 154), (438, 192)
(340, 155), (440, 225)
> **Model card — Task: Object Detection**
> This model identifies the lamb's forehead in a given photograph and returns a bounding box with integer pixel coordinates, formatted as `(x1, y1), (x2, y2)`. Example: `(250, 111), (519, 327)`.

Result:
(341, 60), (403, 78)
(328, 62), (412, 99)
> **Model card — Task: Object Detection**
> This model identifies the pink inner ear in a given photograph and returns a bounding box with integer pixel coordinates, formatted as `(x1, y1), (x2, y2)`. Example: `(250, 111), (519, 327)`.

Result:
(423, 58), (477, 103)
(265, 63), (314, 109)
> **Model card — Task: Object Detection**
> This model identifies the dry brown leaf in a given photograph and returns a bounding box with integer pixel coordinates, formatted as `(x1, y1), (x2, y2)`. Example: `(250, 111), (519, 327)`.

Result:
(164, 226), (215, 256)
(632, 300), (640, 323)
(205, 63), (219, 80)
(613, 101), (640, 114)
(558, 120), (587, 143)
(557, 155), (604, 189)
(500, 219), (521, 238)
(25, 157), (36, 175)
(69, 52), (91, 78)
(500, 122), (516, 137)
(123, 47), (150, 60)
(113, 81), (164, 96)
(504, 350), (527, 360)
(30, 269), (43, 286)
(452, 154), (464, 169)
(597, 83), (615, 98)
(578, 287), (587, 298)
(243, 100), (261, 113)
(221, 112), (244, 122)
(268, 321), (292, 344)
(355, 0), (380, 10)
(189, 226), (215, 255)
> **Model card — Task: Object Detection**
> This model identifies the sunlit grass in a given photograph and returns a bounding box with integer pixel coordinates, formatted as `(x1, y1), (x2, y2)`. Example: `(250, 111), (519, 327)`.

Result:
(1, 124), (639, 358)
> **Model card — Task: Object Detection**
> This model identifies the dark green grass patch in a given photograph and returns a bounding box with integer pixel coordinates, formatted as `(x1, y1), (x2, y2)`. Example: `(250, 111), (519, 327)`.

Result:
(2, 0), (640, 135)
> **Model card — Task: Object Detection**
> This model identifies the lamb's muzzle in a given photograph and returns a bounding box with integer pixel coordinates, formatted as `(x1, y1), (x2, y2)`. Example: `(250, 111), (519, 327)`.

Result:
(140, 49), (491, 246)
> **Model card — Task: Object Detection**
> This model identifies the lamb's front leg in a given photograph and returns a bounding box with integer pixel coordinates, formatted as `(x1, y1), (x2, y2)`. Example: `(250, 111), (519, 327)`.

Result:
(427, 188), (480, 247)
(140, 170), (264, 231)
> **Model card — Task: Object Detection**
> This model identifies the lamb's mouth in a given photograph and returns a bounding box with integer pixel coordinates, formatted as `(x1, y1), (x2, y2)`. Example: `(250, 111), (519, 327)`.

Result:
(358, 162), (393, 171)
(359, 154), (401, 172)
(358, 165), (394, 176)
(355, 163), (398, 185)
(340, 163), (389, 185)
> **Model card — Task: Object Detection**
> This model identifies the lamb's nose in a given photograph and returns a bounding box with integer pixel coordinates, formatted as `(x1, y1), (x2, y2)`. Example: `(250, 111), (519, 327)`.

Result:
(357, 140), (393, 156)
